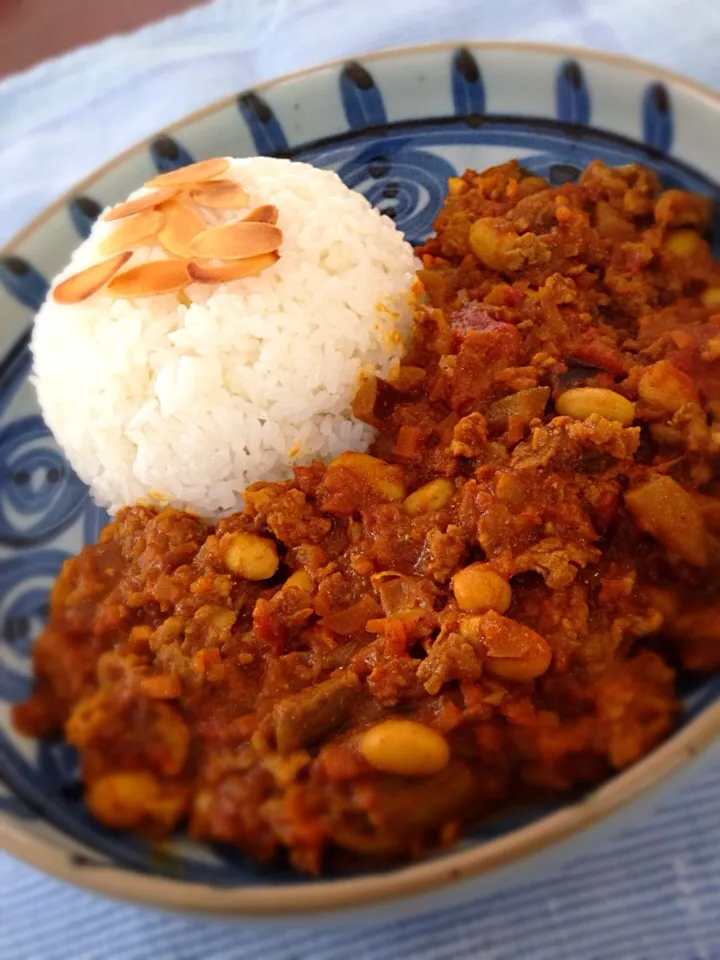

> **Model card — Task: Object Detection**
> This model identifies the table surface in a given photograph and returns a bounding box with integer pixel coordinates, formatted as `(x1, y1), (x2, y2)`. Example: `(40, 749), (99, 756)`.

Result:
(0, 0), (198, 79)
(3, 1), (720, 959)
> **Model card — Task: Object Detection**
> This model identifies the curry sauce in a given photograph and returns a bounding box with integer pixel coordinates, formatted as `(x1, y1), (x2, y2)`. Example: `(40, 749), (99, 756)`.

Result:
(14, 159), (720, 873)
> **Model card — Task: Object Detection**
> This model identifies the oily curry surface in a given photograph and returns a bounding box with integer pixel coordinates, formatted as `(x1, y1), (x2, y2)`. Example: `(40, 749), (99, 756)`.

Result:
(14, 160), (720, 873)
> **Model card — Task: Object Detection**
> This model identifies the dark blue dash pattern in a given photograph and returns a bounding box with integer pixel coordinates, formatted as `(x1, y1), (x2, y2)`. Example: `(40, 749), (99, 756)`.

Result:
(643, 82), (674, 153)
(0, 256), (49, 311)
(237, 91), (289, 155)
(149, 135), (195, 174)
(451, 47), (486, 118)
(556, 59), (591, 125)
(67, 195), (102, 239)
(340, 61), (388, 130)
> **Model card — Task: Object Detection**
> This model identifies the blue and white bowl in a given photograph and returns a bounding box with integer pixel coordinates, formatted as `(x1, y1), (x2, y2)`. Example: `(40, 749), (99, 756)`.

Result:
(2, 41), (720, 921)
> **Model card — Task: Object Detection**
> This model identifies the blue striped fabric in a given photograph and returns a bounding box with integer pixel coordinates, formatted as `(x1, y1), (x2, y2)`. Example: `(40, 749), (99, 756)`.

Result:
(3, 1), (720, 957)
(3, 753), (720, 960)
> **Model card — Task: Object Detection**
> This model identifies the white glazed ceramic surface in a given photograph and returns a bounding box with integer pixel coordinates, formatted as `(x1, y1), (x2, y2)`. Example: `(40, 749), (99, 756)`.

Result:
(2, 42), (720, 921)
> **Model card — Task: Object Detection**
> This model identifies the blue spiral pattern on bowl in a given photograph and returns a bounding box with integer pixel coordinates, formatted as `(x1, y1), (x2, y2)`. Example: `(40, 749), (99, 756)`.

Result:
(0, 48), (719, 885)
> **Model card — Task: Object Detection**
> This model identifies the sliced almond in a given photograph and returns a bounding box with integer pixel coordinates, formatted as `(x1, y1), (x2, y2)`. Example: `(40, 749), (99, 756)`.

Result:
(98, 209), (166, 256)
(157, 199), (207, 259)
(103, 188), (178, 222)
(187, 252), (279, 284)
(189, 180), (250, 209)
(243, 204), (279, 224)
(107, 260), (191, 298)
(145, 157), (230, 189)
(189, 221), (283, 260)
(53, 252), (132, 304)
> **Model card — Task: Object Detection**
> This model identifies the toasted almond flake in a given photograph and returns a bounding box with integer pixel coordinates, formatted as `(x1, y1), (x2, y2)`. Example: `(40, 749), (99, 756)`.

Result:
(158, 199), (207, 259)
(107, 260), (191, 298)
(187, 252), (279, 284)
(189, 180), (250, 209)
(103, 188), (178, 222)
(243, 204), (279, 224)
(189, 221), (283, 260)
(145, 157), (230, 189)
(53, 252), (132, 304)
(98, 209), (166, 256)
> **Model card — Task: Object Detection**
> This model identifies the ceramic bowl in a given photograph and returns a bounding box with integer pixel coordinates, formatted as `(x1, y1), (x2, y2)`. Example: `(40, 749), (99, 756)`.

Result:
(2, 41), (720, 922)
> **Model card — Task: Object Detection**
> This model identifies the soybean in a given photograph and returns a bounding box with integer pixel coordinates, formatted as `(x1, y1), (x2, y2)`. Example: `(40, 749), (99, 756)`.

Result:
(403, 478), (453, 517)
(224, 532), (279, 581)
(453, 564), (512, 614)
(360, 719), (450, 777)
(556, 387), (635, 426)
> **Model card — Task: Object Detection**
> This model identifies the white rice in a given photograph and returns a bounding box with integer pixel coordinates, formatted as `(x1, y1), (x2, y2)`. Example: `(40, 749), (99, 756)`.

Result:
(31, 158), (418, 516)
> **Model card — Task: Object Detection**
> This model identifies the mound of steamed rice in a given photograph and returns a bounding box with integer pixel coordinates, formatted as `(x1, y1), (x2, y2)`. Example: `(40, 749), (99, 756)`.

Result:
(31, 158), (418, 516)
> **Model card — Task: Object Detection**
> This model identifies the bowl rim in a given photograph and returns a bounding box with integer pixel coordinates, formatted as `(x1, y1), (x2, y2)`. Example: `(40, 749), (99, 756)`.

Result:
(2, 38), (720, 918)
